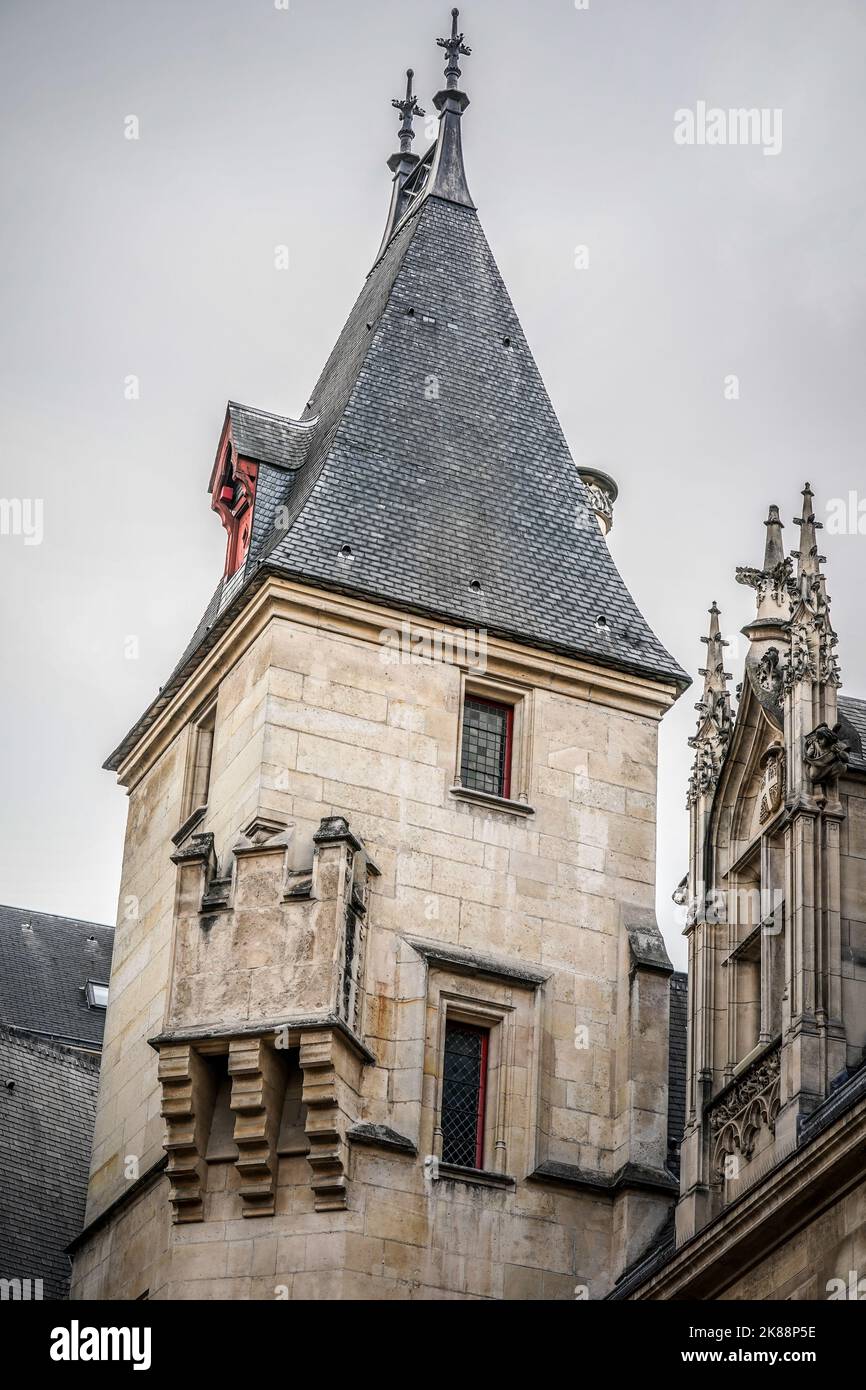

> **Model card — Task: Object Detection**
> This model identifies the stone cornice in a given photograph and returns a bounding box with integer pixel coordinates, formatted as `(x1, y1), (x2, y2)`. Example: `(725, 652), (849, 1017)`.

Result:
(109, 574), (682, 790)
(529, 1159), (679, 1197)
(148, 1013), (377, 1067)
(405, 935), (551, 989)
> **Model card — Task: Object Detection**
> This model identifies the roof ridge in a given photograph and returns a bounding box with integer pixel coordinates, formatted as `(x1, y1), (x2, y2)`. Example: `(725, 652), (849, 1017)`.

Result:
(228, 400), (319, 430)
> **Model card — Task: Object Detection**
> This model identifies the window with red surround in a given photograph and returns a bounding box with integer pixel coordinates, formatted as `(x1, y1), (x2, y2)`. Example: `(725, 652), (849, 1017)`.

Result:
(210, 443), (258, 579)
(441, 1020), (489, 1169)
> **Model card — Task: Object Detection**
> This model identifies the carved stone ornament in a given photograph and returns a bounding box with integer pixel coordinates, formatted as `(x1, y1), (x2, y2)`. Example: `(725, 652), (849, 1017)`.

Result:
(819, 629), (842, 687)
(759, 743), (786, 824)
(755, 646), (783, 705)
(735, 557), (792, 611)
(708, 1047), (781, 1180)
(803, 722), (849, 792)
(784, 625), (815, 689)
(686, 739), (727, 807)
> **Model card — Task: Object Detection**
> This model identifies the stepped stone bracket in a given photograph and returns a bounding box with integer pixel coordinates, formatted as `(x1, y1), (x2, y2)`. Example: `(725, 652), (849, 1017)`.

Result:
(228, 1036), (284, 1217)
(158, 1043), (217, 1223)
(299, 1029), (355, 1212)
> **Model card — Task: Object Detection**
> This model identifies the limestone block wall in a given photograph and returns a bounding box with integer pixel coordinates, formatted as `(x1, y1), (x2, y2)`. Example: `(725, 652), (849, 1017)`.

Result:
(74, 583), (678, 1298)
(82, 628), (273, 1225)
(717, 1174), (866, 1301)
(72, 1148), (619, 1301)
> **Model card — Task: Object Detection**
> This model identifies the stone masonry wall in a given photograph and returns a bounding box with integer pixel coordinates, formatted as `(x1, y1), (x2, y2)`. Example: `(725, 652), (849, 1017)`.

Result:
(74, 594), (675, 1299)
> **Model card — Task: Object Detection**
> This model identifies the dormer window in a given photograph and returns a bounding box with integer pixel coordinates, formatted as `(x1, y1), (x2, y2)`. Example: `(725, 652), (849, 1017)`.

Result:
(218, 470), (236, 505)
(210, 440), (258, 580)
(85, 980), (109, 1009)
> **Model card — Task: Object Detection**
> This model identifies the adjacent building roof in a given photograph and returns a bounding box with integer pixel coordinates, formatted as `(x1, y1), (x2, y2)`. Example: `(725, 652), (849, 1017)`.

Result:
(0, 904), (114, 1048)
(839, 694), (866, 770)
(0, 906), (113, 1298)
(0, 1028), (101, 1299)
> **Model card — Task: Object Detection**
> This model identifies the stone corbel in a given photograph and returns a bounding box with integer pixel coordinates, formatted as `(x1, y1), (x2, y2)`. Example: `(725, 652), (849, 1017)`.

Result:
(299, 1028), (361, 1212)
(157, 1043), (217, 1223)
(228, 1036), (285, 1217)
(170, 831), (218, 911)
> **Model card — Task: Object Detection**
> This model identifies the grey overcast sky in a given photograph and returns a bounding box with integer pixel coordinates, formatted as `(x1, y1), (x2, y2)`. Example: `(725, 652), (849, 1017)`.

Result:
(2, 0), (866, 967)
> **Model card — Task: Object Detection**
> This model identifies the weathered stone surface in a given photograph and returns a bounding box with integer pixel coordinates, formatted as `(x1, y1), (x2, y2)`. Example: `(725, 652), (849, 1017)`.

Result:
(72, 585), (677, 1301)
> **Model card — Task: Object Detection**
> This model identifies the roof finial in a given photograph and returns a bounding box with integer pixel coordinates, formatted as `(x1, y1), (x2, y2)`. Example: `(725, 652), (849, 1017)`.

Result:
(763, 503), (785, 572)
(793, 481), (825, 586)
(698, 602), (732, 701)
(374, 67), (427, 262)
(438, 8), (471, 91)
(687, 602), (733, 805)
(735, 501), (792, 622)
(425, 7), (475, 209)
(392, 68), (424, 157)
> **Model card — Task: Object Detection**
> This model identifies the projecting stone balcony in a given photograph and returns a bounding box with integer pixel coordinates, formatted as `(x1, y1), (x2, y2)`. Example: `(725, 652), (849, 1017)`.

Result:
(156, 814), (380, 1217)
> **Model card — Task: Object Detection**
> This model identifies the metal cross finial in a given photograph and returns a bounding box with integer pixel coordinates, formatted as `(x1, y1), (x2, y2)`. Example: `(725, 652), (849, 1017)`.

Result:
(437, 7), (471, 90)
(392, 68), (425, 154)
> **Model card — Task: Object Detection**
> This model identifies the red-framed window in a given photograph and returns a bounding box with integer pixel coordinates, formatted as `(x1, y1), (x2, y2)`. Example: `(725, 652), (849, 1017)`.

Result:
(441, 1020), (489, 1169)
(210, 443), (258, 580)
(460, 696), (514, 799)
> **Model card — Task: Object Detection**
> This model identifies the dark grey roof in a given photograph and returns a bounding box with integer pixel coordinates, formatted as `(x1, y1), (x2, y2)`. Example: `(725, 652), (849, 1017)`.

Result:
(227, 402), (317, 470)
(839, 695), (866, 769)
(0, 1028), (100, 1299)
(104, 102), (688, 771)
(0, 904), (113, 1047)
(255, 195), (688, 688)
(667, 971), (688, 1177)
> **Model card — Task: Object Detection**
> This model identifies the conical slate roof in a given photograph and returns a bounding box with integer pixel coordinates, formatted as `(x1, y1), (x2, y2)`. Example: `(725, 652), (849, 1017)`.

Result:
(105, 24), (686, 771)
(254, 193), (685, 687)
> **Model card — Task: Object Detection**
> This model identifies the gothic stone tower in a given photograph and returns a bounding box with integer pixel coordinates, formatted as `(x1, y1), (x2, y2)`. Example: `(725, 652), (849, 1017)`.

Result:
(613, 485), (866, 1300)
(678, 485), (866, 1230)
(70, 12), (688, 1302)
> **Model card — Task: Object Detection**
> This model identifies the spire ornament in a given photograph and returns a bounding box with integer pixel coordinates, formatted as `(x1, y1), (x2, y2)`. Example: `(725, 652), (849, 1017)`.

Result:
(390, 68), (425, 168)
(375, 67), (428, 262)
(787, 482), (840, 688)
(437, 8), (471, 90)
(687, 602), (734, 806)
(736, 504), (792, 621)
(425, 6), (475, 210)
(792, 482), (825, 592)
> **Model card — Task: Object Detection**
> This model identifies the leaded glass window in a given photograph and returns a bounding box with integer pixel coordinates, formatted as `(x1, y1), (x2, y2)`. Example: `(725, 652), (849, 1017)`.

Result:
(460, 697), (513, 798)
(441, 1021), (488, 1168)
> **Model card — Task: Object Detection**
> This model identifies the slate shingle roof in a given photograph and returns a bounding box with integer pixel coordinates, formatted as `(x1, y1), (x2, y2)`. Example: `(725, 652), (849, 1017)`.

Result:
(839, 694), (866, 769)
(227, 402), (317, 471)
(105, 107), (688, 771)
(0, 906), (112, 1299)
(259, 196), (688, 689)
(0, 1029), (100, 1299)
(0, 904), (114, 1046)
